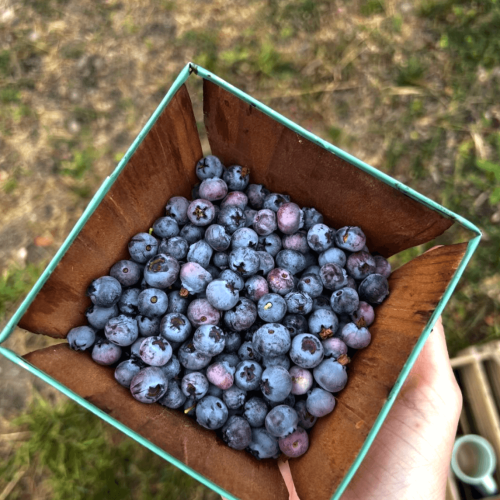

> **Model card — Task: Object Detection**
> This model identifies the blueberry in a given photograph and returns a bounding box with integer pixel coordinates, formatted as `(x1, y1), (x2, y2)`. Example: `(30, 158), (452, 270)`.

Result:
(322, 337), (348, 359)
(346, 251), (376, 280)
(92, 339), (122, 365)
(341, 322), (371, 349)
(87, 276), (122, 307)
(282, 314), (308, 338)
(290, 366), (313, 395)
(199, 177), (228, 201)
(303, 265), (321, 276)
(312, 295), (333, 312)
(289, 334), (324, 369)
(246, 427), (280, 459)
(277, 202), (304, 235)
(297, 273), (323, 299)
(260, 366), (292, 402)
(282, 231), (309, 254)
(130, 366), (168, 403)
(257, 293), (287, 323)
(302, 207), (323, 229)
(187, 298), (221, 327)
(179, 263), (212, 295)
(231, 227), (258, 250)
(128, 232), (159, 263)
(135, 315), (159, 337)
(213, 251), (229, 269)
(263, 193), (290, 212)
(227, 247), (260, 278)
(186, 240), (213, 269)
(158, 380), (186, 409)
(193, 325), (226, 356)
(180, 223), (205, 244)
(191, 183), (200, 200)
(196, 155), (224, 180)
(265, 405), (298, 438)
(294, 400), (317, 430)
(159, 236), (189, 260)
(160, 313), (192, 342)
(374, 255), (392, 278)
(144, 254), (180, 289)
(246, 184), (270, 209)
(267, 268), (294, 295)
(335, 226), (366, 252)
(242, 398), (268, 428)
(345, 276), (358, 291)
(235, 360), (263, 391)
(256, 251), (275, 276)
(206, 361), (235, 390)
(104, 314), (139, 346)
(276, 249), (306, 275)
(318, 247), (347, 268)
(244, 208), (258, 227)
(215, 352), (240, 368)
(117, 288), (140, 315)
(221, 415), (252, 450)
(196, 396), (229, 430)
(205, 224), (231, 252)
(206, 279), (240, 311)
(221, 191), (248, 210)
(351, 301), (375, 327)
(138, 336), (172, 366)
(252, 322), (291, 358)
(308, 308), (339, 339)
(279, 426), (309, 458)
(238, 341), (262, 362)
(218, 269), (245, 290)
(262, 355), (291, 370)
(223, 331), (242, 353)
(68, 326), (96, 351)
(223, 385), (247, 409)
(115, 358), (143, 388)
(86, 304), (119, 330)
(313, 357), (348, 392)
(218, 205), (246, 234)
(137, 288), (168, 318)
(330, 287), (359, 316)
(181, 371), (209, 399)
(187, 199), (216, 226)
(320, 263), (348, 291)
(306, 388), (336, 417)
(245, 275), (269, 302)
(253, 209), (277, 236)
(164, 196), (189, 225)
(160, 354), (181, 379)
(258, 233), (282, 256)
(307, 223), (335, 253)
(178, 340), (212, 370)
(207, 383), (224, 398)
(223, 164), (250, 191)
(358, 273), (389, 304)
(153, 217), (179, 239)
(130, 337), (143, 358)
(285, 291), (313, 315)
(226, 299), (258, 332)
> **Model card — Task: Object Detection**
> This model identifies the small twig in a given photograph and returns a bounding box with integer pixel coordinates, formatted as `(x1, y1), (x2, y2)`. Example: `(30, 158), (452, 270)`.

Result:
(0, 432), (31, 441)
(0, 467), (28, 500)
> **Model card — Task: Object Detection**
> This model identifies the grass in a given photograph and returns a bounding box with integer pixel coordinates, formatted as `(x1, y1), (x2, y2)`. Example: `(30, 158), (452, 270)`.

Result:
(0, 396), (217, 500)
(1, 0), (500, 496)
(0, 262), (46, 320)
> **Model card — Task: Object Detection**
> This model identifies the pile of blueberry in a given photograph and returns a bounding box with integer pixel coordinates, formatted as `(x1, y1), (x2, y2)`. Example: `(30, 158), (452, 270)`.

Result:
(67, 155), (391, 460)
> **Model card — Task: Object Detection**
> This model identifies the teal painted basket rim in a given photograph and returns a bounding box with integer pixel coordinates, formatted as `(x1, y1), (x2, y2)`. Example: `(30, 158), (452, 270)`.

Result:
(0, 62), (481, 500)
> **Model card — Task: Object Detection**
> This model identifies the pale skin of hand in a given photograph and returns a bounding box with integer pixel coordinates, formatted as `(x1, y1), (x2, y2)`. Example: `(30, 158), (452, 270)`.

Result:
(342, 314), (463, 500)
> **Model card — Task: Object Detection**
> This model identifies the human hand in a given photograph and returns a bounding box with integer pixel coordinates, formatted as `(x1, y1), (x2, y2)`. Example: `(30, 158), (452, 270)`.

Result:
(342, 315), (462, 500)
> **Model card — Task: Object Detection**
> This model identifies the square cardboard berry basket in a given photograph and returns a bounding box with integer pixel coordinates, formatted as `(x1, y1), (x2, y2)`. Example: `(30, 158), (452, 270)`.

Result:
(0, 62), (481, 500)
